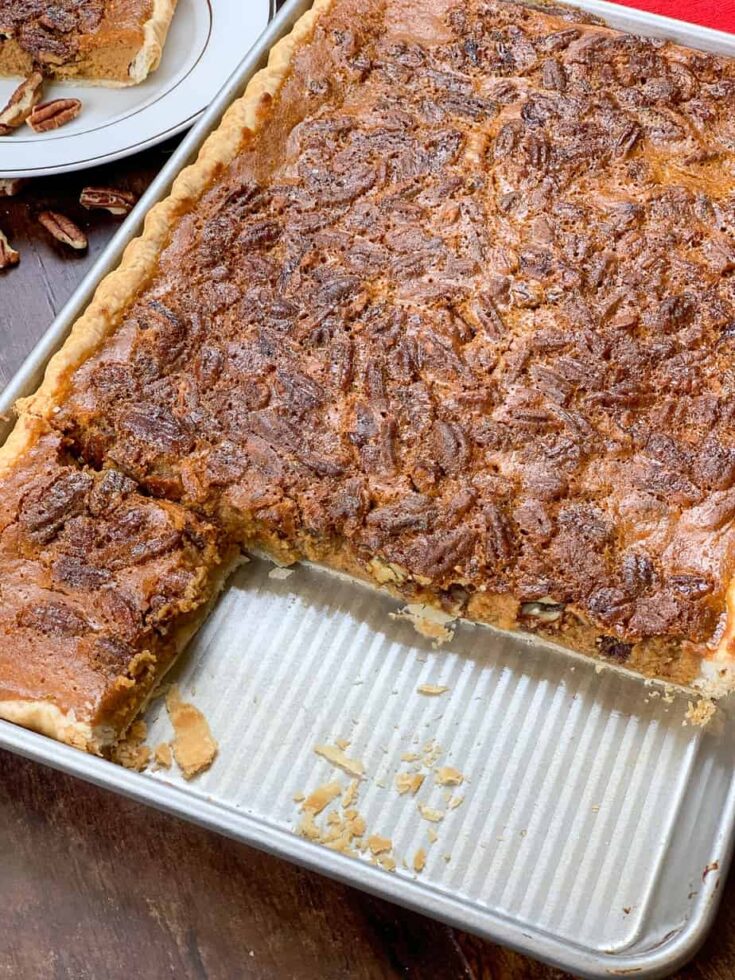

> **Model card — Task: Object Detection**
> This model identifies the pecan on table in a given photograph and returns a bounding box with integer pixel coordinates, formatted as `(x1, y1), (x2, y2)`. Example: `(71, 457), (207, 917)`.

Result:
(0, 230), (19, 269)
(80, 186), (137, 216)
(27, 98), (82, 133)
(0, 72), (44, 136)
(38, 211), (88, 250)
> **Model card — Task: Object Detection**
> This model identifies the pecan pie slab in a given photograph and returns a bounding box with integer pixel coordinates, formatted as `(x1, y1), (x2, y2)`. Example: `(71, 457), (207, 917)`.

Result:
(0, 417), (232, 752)
(0, 0), (178, 86)
(11, 0), (735, 730)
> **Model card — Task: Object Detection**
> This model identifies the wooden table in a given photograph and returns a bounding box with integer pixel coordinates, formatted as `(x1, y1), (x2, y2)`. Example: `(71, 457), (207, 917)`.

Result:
(1, 139), (735, 980)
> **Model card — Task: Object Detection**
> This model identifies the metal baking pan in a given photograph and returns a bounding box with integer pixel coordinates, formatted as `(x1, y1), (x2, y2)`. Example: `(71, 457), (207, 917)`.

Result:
(2, 2), (735, 977)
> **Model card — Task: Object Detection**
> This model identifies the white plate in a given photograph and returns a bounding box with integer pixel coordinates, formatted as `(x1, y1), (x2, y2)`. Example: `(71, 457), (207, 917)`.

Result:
(0, 0), (271, 178)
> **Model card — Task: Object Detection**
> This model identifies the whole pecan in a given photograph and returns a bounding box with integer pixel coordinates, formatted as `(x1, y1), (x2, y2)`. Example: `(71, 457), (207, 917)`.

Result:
(0, 229), (20, 270)
(80, 186), (137, 216)
(0, 72), (44, 136)
(27, 98), (82, 133)
(38, 211), (88, 250)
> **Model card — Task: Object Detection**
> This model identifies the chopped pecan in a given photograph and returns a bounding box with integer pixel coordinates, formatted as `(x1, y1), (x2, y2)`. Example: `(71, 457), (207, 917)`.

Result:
(541, 58), (566, 91)
(0, 229), (19, 270)
(80, 186), (137, 216)
(38, 211), (88, 250)
(0, 72), (44, 135)
(27, 97), (82, 133)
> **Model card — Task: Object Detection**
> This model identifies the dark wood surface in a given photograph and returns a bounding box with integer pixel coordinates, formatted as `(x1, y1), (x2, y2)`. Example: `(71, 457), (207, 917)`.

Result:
(1, 121), (735, 980)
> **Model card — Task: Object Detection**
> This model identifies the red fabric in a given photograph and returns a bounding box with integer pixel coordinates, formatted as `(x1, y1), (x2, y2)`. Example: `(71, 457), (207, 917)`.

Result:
(608, 0), (735, 34)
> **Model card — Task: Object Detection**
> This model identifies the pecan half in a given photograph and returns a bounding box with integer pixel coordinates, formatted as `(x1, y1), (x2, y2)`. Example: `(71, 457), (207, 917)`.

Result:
(38, 211), (88, 250)
(27, 98), (82, 133)
(0, 178), (27, 196)
(80, 186), (137, 216)
(0, 72), (44, 135)
(0, 229), (19, 270)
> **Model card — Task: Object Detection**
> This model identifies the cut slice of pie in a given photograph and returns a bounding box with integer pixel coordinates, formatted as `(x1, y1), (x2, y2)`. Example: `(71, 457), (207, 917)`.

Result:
(0, 0), (178, 86)
(6, 0), (735, 752)
(0, 416), (233, 753)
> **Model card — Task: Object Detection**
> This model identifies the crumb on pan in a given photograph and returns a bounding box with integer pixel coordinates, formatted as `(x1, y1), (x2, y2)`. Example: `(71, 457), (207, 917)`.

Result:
(113, 719), (150, 771)
(417, 684), (450, 696)
(314, 742), (365, 779)
(165, 685), (218, 779)
(436, 766), (464, 786)
(395, 772), (425, 796)
(418, 804), (444, 823)
(391, 604), (456, 645)
(367, 834), (393, 855)
(684, 699), (717, 727)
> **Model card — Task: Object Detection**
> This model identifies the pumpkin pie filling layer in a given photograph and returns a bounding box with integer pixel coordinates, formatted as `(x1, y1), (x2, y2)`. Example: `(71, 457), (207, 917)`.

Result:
(5, 0), (735, 751)
(0, 419), (231, 752)
(0, 0), (178, 85)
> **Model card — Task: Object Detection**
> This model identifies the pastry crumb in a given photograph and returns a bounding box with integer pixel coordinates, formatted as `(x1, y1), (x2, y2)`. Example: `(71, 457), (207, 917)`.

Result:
(367, 834), (392, 855)
(302, 782), (341, 816)
(113, 720), (150, 771)
(418, 804), (444, 823)
(417, 684), (450, 696)
(342, 779), (359, 808)
(377, 853), (397, 872)
(395, 772), (425, 796)
(436, 765), (464, 786)
(427, 827), (438, 844)
(685, 699), (716, 727)
(392, 603), (456, 645)
(165, 685), (218, 779)
(153, 742), (172, 769)
(314, 743), (365, 779)
(413, 848), (426, 873)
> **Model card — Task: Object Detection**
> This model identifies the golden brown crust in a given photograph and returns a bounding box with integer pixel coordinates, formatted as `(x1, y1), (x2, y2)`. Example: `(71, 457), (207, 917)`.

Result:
(128, 0), (178, 84)
(0, 701), (95, 751)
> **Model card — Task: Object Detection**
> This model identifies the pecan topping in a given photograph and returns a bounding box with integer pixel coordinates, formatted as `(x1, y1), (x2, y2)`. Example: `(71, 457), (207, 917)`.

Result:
(0, 229), (19, 270)
(80, 186), (137, 216)
(0, 72), (43, 135)
(38, 211), (88, 250)
(27, 97), (82, 133)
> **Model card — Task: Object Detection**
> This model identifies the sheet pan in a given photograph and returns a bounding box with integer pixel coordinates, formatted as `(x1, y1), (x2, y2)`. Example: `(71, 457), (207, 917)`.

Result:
(1, 2), (735, 976)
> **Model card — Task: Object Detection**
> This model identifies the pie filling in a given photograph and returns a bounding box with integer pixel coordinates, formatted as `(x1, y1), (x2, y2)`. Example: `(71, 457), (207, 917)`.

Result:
(4, 0), (735, 749)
